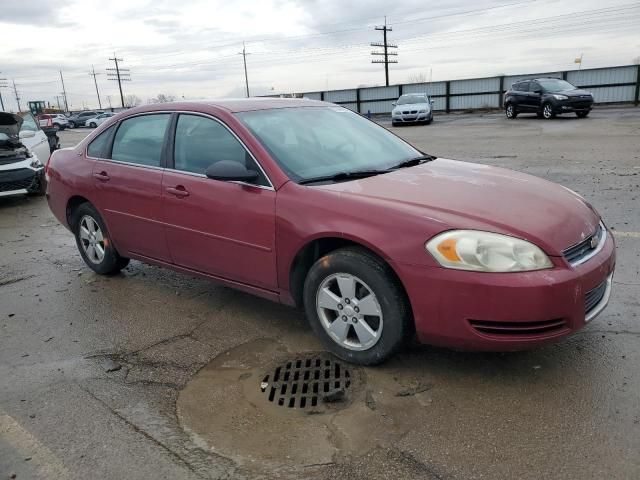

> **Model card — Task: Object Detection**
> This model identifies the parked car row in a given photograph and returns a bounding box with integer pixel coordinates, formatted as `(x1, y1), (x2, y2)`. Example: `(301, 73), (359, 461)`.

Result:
(45, 99), (614, 365)
(389, 78), (594, 126)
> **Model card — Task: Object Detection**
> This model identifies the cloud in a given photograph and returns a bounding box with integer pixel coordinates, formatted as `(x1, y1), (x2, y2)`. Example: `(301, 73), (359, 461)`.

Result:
(0, 0), (76, 27)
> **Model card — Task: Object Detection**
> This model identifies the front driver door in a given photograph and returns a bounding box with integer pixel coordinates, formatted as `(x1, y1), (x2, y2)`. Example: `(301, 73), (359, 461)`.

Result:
(161, 113), (277, 290)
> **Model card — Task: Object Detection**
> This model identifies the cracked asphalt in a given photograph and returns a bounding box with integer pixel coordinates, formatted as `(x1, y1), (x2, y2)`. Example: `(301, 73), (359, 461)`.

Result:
(1, 107), (639, 479)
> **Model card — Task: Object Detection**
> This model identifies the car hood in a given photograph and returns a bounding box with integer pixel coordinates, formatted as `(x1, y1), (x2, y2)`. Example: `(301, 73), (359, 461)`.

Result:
(393, 102), (430, 111)
(557, 89), (592, 97)
(0, 112), (23, 138)
(318, 158), (600, 255)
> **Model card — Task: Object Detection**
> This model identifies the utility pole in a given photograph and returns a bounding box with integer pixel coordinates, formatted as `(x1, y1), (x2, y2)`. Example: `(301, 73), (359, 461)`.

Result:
(12, 80), (21, 112)
(0, 75), (8, 111)
(107, 54), (131, 108)
(59, 70), (69, 112)
(54, 95), (63, 111)
(89, 65), (102, 109)
(238, 42), (250, 97)
(371, 17), (398, 86)
(106, 95), (112, 109)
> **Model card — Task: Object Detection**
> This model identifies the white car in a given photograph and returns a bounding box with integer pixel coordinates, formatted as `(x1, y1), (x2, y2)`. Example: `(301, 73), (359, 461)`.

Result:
(0, 112), (47, 197)
(391, 93), (434, 126)
(85, 112), (115, 128)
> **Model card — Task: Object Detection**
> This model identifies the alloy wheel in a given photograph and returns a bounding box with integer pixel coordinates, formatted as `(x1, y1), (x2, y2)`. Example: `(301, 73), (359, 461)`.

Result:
(315, 273), (383, 351)
(79, 215), (105, 264)
(543, 104), (553, 119)
(506, 105), (514, 118)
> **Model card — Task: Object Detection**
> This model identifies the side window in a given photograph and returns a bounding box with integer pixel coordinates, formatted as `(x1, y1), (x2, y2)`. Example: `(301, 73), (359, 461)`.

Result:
(174, 114), (268, 186)
(87, 125), (115, 158)
(111, 114), (170, 167)
(529, 82), (541, 92)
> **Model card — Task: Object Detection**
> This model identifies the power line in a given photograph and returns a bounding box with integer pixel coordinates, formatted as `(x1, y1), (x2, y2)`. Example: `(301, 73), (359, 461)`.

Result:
(107, 54), (131, 108)
(371, 17), (397, 86)
(89, 65), (102, 109)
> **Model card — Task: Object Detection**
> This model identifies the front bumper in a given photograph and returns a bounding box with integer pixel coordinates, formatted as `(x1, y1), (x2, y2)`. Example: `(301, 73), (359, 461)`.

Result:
(553, 99), (593, 113)
(397, 229), (616, 351)
(392, 112), (432, 123)
(0, 166), (44, 197)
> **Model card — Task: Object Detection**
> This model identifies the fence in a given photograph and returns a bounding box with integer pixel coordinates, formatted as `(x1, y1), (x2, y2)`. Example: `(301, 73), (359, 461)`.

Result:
(298, 64), (640, 114)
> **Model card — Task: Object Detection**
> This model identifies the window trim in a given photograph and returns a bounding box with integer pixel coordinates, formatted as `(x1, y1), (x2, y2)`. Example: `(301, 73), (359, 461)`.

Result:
(167, 112), (274, 191)
(86, 124), (117, 160)
(85, 112), (172, 168)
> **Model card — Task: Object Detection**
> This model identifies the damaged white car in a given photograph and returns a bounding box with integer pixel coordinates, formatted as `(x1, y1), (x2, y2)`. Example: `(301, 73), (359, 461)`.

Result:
(0, 112), (47, 197)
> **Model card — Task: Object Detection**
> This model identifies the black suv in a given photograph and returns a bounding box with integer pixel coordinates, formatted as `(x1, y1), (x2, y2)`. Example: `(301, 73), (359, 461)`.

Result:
(504, 78), (593, 119)
(68, 111), (100, 128)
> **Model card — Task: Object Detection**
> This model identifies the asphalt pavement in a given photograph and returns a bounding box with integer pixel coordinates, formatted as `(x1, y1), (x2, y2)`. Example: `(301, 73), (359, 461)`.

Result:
(1, 108), (639, 479)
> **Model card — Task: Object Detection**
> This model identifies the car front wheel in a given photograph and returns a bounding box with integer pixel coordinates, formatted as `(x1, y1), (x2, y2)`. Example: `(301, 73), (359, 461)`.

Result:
(71, 203), (129, 275)
(576, 111), (590, 118)
(542, 103), (555, 119)
(89, 122), (97, 128)
(303, 247), (412, 365)
(505, 104), (517, 119)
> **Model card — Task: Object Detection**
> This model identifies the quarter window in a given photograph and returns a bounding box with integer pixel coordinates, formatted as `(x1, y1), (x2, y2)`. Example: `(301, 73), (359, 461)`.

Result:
(87, 125), (115, 158)
(174, 114), (268, 186)
(111, 114), (170, 167)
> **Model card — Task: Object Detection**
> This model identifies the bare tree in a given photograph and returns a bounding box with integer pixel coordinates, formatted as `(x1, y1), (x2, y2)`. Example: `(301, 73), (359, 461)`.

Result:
(407, 72), (428, 84)
(149, 93), (176, 104)
(124, 94), (141, 107)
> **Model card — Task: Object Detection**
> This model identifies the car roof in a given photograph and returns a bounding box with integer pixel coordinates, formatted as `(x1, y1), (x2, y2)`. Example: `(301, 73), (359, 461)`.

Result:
(191, 98), (328, 113)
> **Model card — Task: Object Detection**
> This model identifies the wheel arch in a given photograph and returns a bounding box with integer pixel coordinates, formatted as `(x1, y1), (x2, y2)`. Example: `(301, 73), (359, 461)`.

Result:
(288, 235), (412, 314)
(66, 195), (92, 229)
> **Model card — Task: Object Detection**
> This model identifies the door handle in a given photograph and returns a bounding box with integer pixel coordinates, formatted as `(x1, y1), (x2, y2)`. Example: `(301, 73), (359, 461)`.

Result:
(166, 186), (190, 198)
(93, 171), (110, 181)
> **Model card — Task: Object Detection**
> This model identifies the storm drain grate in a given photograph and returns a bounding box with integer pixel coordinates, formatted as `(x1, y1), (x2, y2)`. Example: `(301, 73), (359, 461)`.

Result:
(260, 357), (351, 409)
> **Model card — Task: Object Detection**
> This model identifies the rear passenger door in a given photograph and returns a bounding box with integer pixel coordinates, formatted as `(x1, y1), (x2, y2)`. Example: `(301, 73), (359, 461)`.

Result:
(91, 113), (172, 261)
(528, 81), (543, 110)
(515, 82), (533, 111)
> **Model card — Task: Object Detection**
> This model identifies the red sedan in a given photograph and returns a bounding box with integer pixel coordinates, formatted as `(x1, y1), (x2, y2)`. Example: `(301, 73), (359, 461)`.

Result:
(46, 99), (615, 365)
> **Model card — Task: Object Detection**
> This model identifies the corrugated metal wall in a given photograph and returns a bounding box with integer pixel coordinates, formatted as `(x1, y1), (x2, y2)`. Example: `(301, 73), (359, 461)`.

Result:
(295, 65), (639, 114)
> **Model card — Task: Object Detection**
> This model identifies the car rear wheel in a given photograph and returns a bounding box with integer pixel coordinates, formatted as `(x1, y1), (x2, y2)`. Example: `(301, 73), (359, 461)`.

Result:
(89, 122), (97, 128)
(542, 103), (555, 119)
(71, 203), (129, 275)
(68, 122), (75, 128)
(505, 104), (517, 119)
(303, 247), (412, 365)
(576, 111), (589, 118)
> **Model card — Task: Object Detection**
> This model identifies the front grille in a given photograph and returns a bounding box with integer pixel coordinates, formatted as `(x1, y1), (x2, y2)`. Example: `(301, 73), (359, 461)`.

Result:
(570, 102), (591, 109)
(469, 318), (567, 337)
(0, 177), (34, 192)
(402, 110), (418, 114)
(0, 155), (27, 166)
(563, 224), (604, 265)
(585, 280), (607, 314)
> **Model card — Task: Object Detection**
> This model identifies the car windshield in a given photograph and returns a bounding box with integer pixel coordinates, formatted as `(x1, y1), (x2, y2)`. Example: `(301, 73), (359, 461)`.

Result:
(397, 95), (427, 105)
(237, 106), (422, 182)
(538, 79), (577, 92)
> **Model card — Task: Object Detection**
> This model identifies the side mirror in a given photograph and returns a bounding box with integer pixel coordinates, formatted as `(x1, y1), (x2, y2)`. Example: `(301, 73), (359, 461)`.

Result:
(532, 89), (542, 94)
(19, 130), (36, 139)
(430, 100), (434, 104)
(391, 102), (396, 106)
(205, 160), (259, 182)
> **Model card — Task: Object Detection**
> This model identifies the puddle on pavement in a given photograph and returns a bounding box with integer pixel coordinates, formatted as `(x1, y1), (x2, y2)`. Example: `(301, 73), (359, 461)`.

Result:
(177, 338), (434, 471)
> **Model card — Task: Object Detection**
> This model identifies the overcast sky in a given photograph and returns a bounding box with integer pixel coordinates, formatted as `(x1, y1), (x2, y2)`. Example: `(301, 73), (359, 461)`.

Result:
(1, 0), (639, 111)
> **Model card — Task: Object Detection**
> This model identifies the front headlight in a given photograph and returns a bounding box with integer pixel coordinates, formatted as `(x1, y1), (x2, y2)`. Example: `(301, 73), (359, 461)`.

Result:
(425, 230), (553, 272)
(552, 94), (569, 100)
(419, 109), (427, 113)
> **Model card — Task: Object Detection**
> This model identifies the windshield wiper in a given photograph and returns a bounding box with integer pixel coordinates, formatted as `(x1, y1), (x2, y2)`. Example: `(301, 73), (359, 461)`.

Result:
(388, 154), (435, 170)
(298, 169), (386, 185)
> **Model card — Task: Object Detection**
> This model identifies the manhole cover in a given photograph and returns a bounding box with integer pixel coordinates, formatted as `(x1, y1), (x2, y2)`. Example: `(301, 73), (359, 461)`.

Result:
(260, 356), (352, 409)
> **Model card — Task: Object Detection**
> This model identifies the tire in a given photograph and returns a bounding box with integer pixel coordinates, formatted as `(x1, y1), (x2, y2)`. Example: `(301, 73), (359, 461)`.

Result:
(70, 203), (129, 275)
(542, 103), (555, 119)
(391, 121), (399, 127)
(69, 122), (75, 129)
(89, 122), (97, 128)
(536, 111), (544, 118)
(505, 103), (517, 119)
(424, 117), (433, 125)
(303, 247), (412, 365)
(576, 111), (589, 118)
